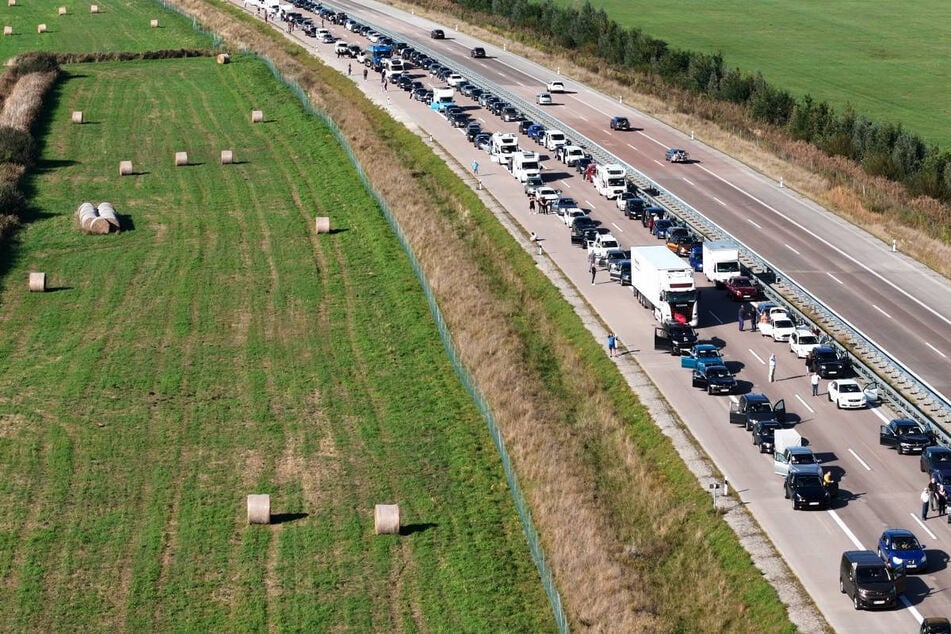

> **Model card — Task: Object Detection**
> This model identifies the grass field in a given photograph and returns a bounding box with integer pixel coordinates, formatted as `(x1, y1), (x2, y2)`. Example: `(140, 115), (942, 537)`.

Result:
(0, 55), (554, 631)
(574, 0), (951, 148)
(0, 0), (209, 57)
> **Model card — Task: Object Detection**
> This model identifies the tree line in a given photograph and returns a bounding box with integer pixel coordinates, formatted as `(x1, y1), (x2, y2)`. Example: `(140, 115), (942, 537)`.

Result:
(443, 0), (951, 203)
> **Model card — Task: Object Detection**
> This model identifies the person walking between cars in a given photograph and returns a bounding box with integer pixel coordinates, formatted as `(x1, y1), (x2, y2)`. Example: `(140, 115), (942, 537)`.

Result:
(811, 371), (820, 397)
(929, 477), (940, 512)
(607, 333), (617, 358)
(738, 306), (745, 332)
(922, 486), (932, 520)
(768, 353), (776, 383)
(590, 262), (597, 285)
(363, 67), (368, 81)
(747, 305), (757, 332)
(529, 197), (536, 214)
(347, 63), (352, 76)
(938, 484), (948, 516)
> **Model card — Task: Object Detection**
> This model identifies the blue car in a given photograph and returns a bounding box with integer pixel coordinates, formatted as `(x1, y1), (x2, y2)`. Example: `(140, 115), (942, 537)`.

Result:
(877, 529), (927, 573)
(652, 219), (675, 239)
(688, 245), (703, 271)
(527, 125), (546, 142)
(680, 344), (724, 370)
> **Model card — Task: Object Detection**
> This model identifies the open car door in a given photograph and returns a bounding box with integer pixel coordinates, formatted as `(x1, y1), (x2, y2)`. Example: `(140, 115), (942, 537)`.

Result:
(729, 400), (745, 426)
(774, 399), (786, 423)
(773, 451), (790, 476)
(654, 327), (671, 353)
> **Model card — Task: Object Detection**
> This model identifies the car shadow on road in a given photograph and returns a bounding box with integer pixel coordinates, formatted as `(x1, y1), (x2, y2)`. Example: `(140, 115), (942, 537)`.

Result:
(922, 549), (949, 574)
(902, 577), (933, 607)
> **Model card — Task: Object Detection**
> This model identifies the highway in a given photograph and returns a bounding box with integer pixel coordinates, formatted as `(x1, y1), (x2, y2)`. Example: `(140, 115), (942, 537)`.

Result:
(247, 1), (951, 631)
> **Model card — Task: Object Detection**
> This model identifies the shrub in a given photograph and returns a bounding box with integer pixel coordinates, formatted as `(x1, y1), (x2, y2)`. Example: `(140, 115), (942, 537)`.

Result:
(14, 52), (60, 76)
(0, 126), (36, 166)
(0, 181), (25, 215)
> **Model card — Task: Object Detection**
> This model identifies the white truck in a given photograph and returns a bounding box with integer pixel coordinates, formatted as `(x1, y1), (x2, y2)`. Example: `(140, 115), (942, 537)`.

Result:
(430, 87), (454, 111)
(629, 245), (698, 326)
(593, 163), (627, 199)
(510, 151), (541, 182)
(542, 129), (567, 152)
(702, 240), (741, 287)
(490, 132), (519, 167)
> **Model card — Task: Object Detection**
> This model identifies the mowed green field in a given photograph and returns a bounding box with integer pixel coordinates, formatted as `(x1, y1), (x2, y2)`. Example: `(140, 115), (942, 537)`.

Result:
(577, 0), (951, 147)
(0, 0), (208, 56)
(0, 56), (553, 631)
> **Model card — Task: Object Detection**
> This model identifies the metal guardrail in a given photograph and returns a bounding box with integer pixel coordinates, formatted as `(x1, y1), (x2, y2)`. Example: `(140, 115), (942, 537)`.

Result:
(368, 27), (951, 439)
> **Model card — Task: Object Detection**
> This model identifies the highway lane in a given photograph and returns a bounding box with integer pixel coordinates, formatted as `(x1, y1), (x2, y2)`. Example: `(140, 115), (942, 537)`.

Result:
(247, 3), (951, 630)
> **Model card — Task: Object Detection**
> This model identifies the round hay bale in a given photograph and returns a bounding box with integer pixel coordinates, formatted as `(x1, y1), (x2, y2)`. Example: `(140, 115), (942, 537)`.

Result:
(174, 151), (188, 166)
(37, 24), (47, 33)
(374, 504), (401, 535)
(7, 0), (14, 7)
(216, 53), (230, 65)
(118, 160), (133, 176)
(315, 216), (331, 234)
(77, 202), (98, 230)
(90, 4), (98, 13)
(247, 494), (271, 525)
(76, 201), (96, 218)
(71, 110), (83, 124)
(3, 26), (12, 36)
(251, 110), (263, 123)
(97, 201), (119, 228)
(87, 217), (110, 234)
(220, 149), (233, 164)
(149, 19), (158, 28)
(58, 6), (67, 15)
(28, 272), (46, 292)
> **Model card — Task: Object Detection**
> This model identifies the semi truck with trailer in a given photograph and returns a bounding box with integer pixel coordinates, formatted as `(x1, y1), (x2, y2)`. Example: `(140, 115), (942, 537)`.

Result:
(629, 245), (699, 326)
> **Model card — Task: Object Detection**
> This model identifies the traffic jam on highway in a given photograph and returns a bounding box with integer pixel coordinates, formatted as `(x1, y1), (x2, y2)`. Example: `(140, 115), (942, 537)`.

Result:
(250, 1), (951, 629)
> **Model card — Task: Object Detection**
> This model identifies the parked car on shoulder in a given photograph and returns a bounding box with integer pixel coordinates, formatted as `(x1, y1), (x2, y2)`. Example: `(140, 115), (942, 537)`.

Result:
(880, 419), (934, 454)
(609, 116), (630, 131)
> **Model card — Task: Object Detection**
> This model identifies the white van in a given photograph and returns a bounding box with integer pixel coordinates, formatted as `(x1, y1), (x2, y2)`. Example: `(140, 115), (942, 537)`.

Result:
(543, 129), (567, 152)
(384, 58), (405, 73)
(511, 151), (541, 182)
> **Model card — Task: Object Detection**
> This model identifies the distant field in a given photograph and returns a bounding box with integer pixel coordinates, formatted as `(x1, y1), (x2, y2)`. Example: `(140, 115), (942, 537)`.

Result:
(0, 0), (209, 57)
(0, 56), (553, 631)
(574, 0), (951, 147)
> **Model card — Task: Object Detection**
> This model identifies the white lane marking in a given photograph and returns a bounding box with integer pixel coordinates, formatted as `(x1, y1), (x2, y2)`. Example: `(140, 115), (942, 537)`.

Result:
(584, 200), (595, 208)
(712, 196), (726, 206)
(910, 514), (938, 542)
(653, 159), (665, 168)
(747, 219), (762, 229)
(926, 342), (948, 358)
(694, 163), (951, 328)
(785, 244), (801, 255)
(627, 143), (638, 151)
(728, 394), (739, 404)
(611, 223), (624, 233)
(872, 305), (893, 319)
(901, 596), (924, 623)
(826, 272), (844, 285)
(640, 132), (671, 150)
(682, 177), (694, 186)
(709, 311), (723, 324)
(870, 407), (890, 424)
(828, 509), (864, 549)
(848, 448), (872, 471)
(795, 394), (814, 414)
(749, 350), (765, 364)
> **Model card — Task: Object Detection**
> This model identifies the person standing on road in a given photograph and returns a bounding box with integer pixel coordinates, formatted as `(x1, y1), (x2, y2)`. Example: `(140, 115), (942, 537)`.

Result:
(471, 160), (479, 175)
(938, 484), (948, 516)
(747, 305), (757, 332)
(922, 486), (932, 520)
(768, 353), (777, 382)
(363, 67), (368, 81)
(529, 197), (536, 213)
(607, 333), (617, 358)
(590, 262), (597, 285)
(347, 63), (352, 76)
(929, 477), (940, 511)
(810, 371), (820, 396)
(738, 306), (745, 332)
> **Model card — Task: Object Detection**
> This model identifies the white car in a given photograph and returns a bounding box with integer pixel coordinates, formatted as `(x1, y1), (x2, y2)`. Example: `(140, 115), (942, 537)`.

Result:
(536, 92), (552, 105)
(562, 208), (587, 227)
(827, 379), (868, 409)
(546, 80), (566, 93)
(761, 315), (796, 342)
(446, 73), (465, 87)
(788, 328), (821, 358)
(561, 145), (586, 166)
(533, 187), (561, 208)
(334, 41), (349, 55)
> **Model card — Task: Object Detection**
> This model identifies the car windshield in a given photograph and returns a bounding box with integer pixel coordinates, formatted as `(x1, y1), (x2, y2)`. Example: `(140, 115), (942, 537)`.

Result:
(857, 567), (889, 582)
(707, 367), (730, 378)
(892, 536), (920, 551)
(815, 350), (836, 361)
(896, 424), (921, 435)
(558, 198), (577, 207)
(797, 335), (818, 345)
(696, 350), (719, 359)
(773, 320), (794, 329)
(748, 402), (773, 413)
(932, 451), (951, 463)
(795, 475), (823, 487)
(838, 383), (861, 393)
(791, 453), (815, 465)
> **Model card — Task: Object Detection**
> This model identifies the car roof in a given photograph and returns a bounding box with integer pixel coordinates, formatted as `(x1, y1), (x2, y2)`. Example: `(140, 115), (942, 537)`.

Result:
(744, 393), (770, 403)
(881, 528), (916, 539)
(843, 550), (883, 565)
(694, 344), (719, 352)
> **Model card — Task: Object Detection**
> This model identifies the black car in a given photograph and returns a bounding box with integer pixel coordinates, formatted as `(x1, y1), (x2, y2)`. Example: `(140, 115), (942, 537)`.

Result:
(518, 120), (535, 135)
(430, 29), (445, 39)
(608, 259), (631, 285)
(624, 197), (648, 220)
(465, 123), (483, 142)
(412, 89), (433, 103)
(729, 393), (786, 431)
(921, 446), (951, 473)
(784, 472), (831, 510)
(501, 106), (521, 122)
(880, 419), (934, 455)
(807, 345), (850, 378)
(459, 83), (478, 97)
(691, 364), (736, 395)
(477, 92), (496, 107)
(931, 466), (951, 489)
(921, 617), (951, 634)
(448, 113), (469, 128)
(752, 420), (783, 454)
(397, 75), (414, 91)
(652, 320), (699, 355)
(468, 87), (484, 101)
(574, 157), (593, 174)
(609, 116), (630, 131)
(470, 47), (486, 58)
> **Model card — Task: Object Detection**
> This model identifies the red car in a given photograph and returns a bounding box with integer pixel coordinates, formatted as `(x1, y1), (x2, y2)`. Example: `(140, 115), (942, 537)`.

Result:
(725, 276), (760, 301)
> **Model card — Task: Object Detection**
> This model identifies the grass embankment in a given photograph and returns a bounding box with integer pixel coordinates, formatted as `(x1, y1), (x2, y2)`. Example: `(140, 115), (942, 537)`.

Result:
(0, 0), (209, 59)
(0, 56), (553, 631)
(576, 0), (951, 149)
(161, 0), (803, 630)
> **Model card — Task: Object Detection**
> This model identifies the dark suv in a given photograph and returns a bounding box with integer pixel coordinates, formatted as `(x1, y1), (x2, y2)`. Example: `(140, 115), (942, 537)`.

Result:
(430, 29), (445, 39)
(729, 393), (786, 431)
(839, 550), (904, 610)
(880, 418), (934, 455)
(807, 345), (850, 378)
(653, 320), (699, 355)
(609, 116), (630, 131)
(470, 47), (486, 58)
